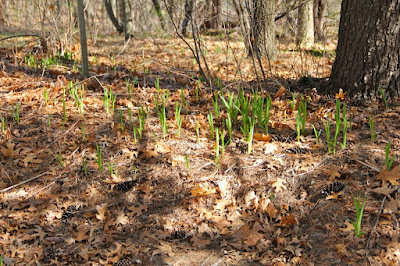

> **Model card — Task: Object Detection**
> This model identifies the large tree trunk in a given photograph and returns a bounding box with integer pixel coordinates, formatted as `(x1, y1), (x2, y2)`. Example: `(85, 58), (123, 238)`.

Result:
(152, 0), (166, 30)
(252, 0), (276, 60)
(330, 0), (400, 98)
(297, 0), (314, 46)
(313, 0), (326, 41)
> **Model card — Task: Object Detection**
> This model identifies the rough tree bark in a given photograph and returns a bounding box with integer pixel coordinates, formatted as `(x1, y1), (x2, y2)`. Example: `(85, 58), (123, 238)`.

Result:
(330, 0), (400, 98)
(252, 0), (276, 60)
(77, 0), (89, 77)
(152, 0), (166, 30)
(297, 0), (314, 46)
(122, 0), (134, 39)
(210, 0), (221, 29)
(0, 0), (6, 26)
(313, 0), (326, 41)
(181, 0), (194, 36)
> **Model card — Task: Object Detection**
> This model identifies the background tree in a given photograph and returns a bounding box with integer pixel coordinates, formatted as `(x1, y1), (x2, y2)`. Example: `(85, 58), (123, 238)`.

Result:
(297, 0), (314, 46)
(252, 0), (277, 60)
(210, 0), (221, 30)
(313, 0), (326, 41)
(330, 0), (400, 98)
(77, 0), (89, 77)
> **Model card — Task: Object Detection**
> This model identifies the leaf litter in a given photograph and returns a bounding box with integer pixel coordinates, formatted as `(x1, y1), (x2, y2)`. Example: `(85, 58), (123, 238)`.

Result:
(0, 34), (399, 265)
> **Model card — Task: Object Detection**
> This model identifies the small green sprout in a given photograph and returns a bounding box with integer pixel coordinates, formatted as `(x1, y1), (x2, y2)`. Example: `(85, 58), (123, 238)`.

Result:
(385, 142), (395, 171)
(96, 144), (103, 171)
(351, 193), (367, 238)
(369, 116), (376, 143)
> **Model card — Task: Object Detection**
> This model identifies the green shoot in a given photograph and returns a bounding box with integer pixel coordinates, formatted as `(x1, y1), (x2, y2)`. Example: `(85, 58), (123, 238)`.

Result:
(385, 142), (395, 171)
(96, 144), (103, 171)
(325, 120), (331, 153)
(195, 86), (199, 101)
(70, 84), (84, 114)
(159, 95), (168, 137)
(214, 128), (220, 169)
(1, 117), (5, 132)
(82, 157), (88, 177)
(263, 96), (272, 134)
(57, 152), (63, 168)
(133, 127), (138, 144)
(103, 88), (110, 114)
(369, 116), (376, 143)
(341, 104), (348, 149)
(312, 125), (321, 144)
(247, 117), (255, 154)
(351, 193), (367, 238)
(185, 154), (190, 175)
(12, 103), (20, 125)
(106, 162), (117, 177)
(208, 112), (214, 140)
(226, 113), (232, 142)
(212, 91), (220, 117)
(81, 122), (86, 141)
(127, 108), (132, 122)
(62, 98), (67, 124)
(379, 87), (388, 110)
(43, 87), (49, 105)
(180, 88), (187, 107)
(138, 106), (146, 138)
(155, 77), (160, 94)
(195, 120), (200, 142)
(290, 92), (296, 111)
(119, 108), (124, 133)
(126, 78), (132, 99)
(175, 102), (183, 136)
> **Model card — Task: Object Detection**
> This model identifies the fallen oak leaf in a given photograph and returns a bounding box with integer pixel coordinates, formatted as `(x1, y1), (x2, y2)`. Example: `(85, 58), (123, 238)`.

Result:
(1, 141), (20, 158)
(253, 133), (271, 142)
(273, 85), (285, 100)
(23, 154), (43, 167)
(377, 166), (400, 186)
(280, 213), (297, 227)
(96, 203), (108, 221)
(271, 178), (287, 192)
(191, 183), (217, 197)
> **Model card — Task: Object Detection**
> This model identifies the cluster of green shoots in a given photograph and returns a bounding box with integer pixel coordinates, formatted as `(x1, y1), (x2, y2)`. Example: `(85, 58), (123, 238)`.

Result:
(103, 87), (116, 114)
(325, 99), (348, 154)
(206, 88), (274, 168)
(24, 52), (74, 69)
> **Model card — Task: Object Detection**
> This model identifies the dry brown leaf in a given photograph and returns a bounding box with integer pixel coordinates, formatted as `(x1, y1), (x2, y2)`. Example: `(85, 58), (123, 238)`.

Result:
(140, 150), (159, 159)
(191, 235), (211, 247)
(75, 225), (89, 242)
(371, 184), (396, 198)
(267, 202), (279, 219)
(339, 219), (354, 234)
(326, 166), (341, 182)
(104, 174), (125, 184)
(273, 85), (285, 100)
(137, 180), (151, 194)
(280, 213), (297, 227)
(96, 203), (108, 221)
(22, 154), (43, 167)
(0, 141), (19, 158)
(377, 166), (400, 186)
(335, 88), (347, 100)
(191, 183), (216, 197)
(272, 178), (287, 192)
(335, 243), (349, 255)
(115, 213), (129, 225)
(154, 242), (175, 257)
(253, 133), (271, 142)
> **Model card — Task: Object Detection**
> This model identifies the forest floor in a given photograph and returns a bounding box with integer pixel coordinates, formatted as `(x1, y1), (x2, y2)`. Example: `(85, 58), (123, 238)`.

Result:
(0, 32), (399, 265)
